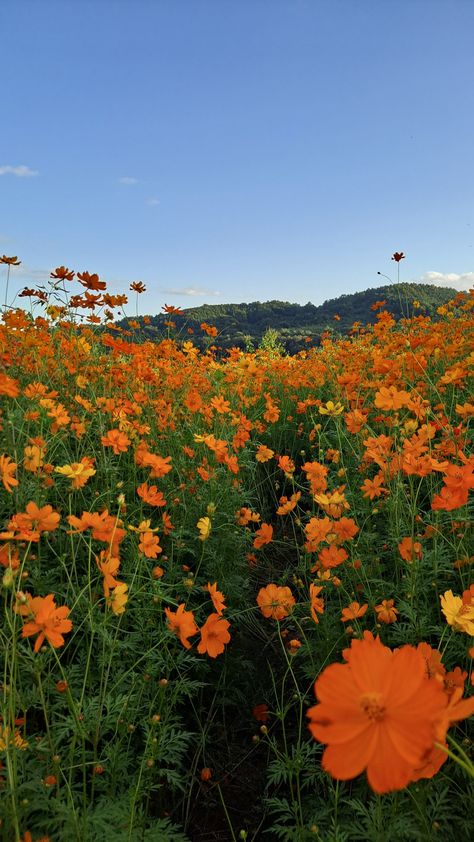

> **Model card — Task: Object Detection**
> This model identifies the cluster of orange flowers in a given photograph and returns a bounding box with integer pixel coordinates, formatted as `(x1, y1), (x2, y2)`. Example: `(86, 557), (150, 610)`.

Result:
(164, 582), (230, 658)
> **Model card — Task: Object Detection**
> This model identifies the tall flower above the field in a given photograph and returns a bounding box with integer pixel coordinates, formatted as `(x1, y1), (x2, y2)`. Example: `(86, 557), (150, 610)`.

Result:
(440, 590), (474, 635)
(197, 613), (231, 658)
(307, 636), (446, 793)
(257, 584), (295, 620)
(197, 516), (211, 541)
(18, 593), (72, 652)
(164, 603), (198, 649)
(391, 251), (405, 262)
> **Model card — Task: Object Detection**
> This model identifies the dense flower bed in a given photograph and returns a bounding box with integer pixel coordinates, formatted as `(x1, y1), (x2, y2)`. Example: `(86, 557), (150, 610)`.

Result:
(1, 256), (473, 840)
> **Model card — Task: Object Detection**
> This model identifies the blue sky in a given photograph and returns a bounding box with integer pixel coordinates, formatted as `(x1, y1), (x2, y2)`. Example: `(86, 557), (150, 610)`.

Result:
(2, 0), (474, 313)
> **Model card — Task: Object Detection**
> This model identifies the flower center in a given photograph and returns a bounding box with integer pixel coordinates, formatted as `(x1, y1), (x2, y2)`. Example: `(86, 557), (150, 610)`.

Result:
(359, 692), (386, 722)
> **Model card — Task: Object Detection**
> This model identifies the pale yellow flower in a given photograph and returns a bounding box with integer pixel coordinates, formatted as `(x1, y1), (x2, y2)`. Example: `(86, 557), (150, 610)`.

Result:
(197, 516), (212, 541)
(106, 583), (128, 615)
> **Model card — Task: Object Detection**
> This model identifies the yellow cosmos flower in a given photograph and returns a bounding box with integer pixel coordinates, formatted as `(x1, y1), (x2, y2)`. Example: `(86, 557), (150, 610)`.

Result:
(440, 590), (474, 636)
(319, 401), (344, 417)
(197, 516), (211, 541)
(106, 583), (128, 615)
(55, 459), (96, 488)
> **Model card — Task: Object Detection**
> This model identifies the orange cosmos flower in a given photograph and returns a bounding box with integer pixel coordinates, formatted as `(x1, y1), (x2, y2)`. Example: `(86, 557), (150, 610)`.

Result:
(142, 452), (172, 478)
(253, 522), (273, 549)
(23, 444), (45, 473)
(206, 582), (226, 615)
(257, 584), (295, 620)
(391, 251), (405, 262)
(164, 603), (198, 649)
(51, 265), (74, 280)
(416, 642), (446, 682)
(309, 584), (324, 624)
(130, 281), (146, 293)
(12, 502), (60, 535)
(398, 536), (422, 562)
(1, 254), (21, 265)
(162, 304), (184, 315)
(138, 531), (162, 558)
(374, 599), (399, 624)
(278, 454), (295, 475)
(317, 545), (348, 570)
(307, 636), (446, 794)
(197, 613), (231, 658)
(0, 373), (20, 398)
(255, 444), (274, 463)
(374, 386), (410, 412)
(304, 517), (333, 551)
(20, 593), (72, 652)
(276, 492), (301, 515)
(210, 394), (231, 414)
(136, 483), (166, 506)
(360, 473), (387, 500)
(0, 454), (18, 493)
(341, 602), (368, 622)
(96, 551), (121, 596)
(77, 270), (106, 291)
(101, 429), (131, 455)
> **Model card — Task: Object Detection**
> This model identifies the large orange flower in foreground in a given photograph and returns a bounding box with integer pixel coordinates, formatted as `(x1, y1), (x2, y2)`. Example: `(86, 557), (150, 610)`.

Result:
(307, 635), (446, 793)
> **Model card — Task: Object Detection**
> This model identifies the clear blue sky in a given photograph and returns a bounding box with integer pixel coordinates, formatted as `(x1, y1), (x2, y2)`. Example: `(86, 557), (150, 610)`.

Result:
(2, 0), (474, 312)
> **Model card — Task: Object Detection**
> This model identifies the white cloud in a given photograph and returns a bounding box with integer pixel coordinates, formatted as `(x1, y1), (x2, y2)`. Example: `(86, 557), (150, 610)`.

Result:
(419, 271), (474, 291)
(146, 197), (160, 206)
(160, 286), (221, 297)
(11, 264), (49, 280)
(0, 165), (38, 177)
(118, 176), (138, 185)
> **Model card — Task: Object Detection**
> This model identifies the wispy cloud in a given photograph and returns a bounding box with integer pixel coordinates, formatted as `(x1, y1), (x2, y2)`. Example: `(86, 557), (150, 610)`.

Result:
(146, 197), (160, 206)
(10, 264), (50, 281)
(419, 271), (474, 291)
(118, 176), (138, 185)
(160, 286), (221, 297)
(0, 165), (39, 177)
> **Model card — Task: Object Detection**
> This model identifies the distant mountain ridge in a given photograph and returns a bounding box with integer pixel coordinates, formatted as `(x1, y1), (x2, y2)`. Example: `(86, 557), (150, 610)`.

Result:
(124, 282), (459, 353)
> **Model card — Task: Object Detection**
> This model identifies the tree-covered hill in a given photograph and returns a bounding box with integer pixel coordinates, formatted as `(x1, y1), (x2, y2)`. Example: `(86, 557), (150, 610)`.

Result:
(122, 282), (459, 353)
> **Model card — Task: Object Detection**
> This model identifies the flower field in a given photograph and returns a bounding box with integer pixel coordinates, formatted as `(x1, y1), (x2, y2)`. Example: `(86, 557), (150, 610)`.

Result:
(1, 258), (473, 841)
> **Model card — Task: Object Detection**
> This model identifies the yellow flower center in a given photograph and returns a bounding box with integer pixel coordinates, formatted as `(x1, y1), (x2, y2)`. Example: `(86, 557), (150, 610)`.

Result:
(359, 692), (386, 722)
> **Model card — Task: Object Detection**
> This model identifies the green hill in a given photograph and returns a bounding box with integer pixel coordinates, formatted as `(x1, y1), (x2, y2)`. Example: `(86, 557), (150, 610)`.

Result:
(122, 282), (459, 353)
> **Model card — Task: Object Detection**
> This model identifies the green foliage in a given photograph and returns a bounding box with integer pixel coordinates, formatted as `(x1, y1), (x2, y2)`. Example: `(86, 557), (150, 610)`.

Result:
(118, 282), (458, 352)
